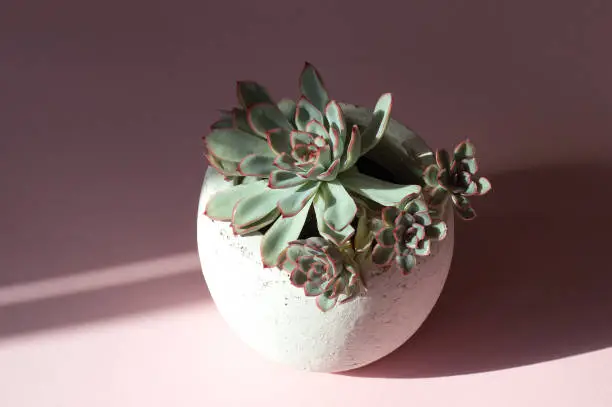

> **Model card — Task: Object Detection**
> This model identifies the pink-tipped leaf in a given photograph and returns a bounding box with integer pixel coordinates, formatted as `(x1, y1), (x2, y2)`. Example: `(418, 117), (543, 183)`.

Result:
(206, 128), (274, 162)
(340, 125), (362, 171)
(266, 128), (292, 155)
(260, 198), (314, 267)
(295, 97), (323, 131)
(338, 169), (421, 207)
(237, 154), (276, 177)
(360, 93), (393, 155)
(268, 170), (307, 189)
(277, 182), (319, 217)
(299, 62), (330, 112)
(204, 180), (267, 221)
(236, 81), (274, 108)
(247, 103), (292, 138)
(319, 181), (357, 231)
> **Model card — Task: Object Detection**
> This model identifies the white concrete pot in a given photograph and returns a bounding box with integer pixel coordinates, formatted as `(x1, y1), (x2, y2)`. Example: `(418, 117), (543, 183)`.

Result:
(197, 107), (454, 372)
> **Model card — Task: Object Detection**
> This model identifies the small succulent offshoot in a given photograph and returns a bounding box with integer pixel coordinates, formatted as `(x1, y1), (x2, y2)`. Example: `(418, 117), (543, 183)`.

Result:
(278, 237), (362, 311)
(423, 140), (492, 220)
(371, 196), (448, 275)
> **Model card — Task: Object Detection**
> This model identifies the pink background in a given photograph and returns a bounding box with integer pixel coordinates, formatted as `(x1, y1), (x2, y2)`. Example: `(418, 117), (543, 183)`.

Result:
(1, 1), (611, 405)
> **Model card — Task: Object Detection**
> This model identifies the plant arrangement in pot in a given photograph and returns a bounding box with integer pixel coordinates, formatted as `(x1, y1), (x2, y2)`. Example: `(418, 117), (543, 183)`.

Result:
(197, 63), (491, 372)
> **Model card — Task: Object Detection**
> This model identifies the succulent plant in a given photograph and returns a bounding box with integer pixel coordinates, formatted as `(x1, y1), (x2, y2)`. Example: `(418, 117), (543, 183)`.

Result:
(423, 139), (492, 220)
(277, 237), (362, 311)
(204, 63), (420, 267)
(371, 197), (448, 275)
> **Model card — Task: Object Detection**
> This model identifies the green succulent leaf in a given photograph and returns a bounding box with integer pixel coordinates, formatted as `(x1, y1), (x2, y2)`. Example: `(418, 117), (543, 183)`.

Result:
(452, 195), (477, 220)
(232, 188), (287, 228)
(247, 103), (292, 137)
(317, 159), (341, 181)
(415, 239), (431, 256)
(299, 62), (329, 112)
(372, 245), (394, 266)
(273, 153), (296, 170)
(210, 116), (233, 130)
(331, 277), (347, 298)
(430, 186), (448, 206)
(278, 250), (297, 272)
(277, 99), (297, 124)
(320, 181), (358, 231)
(397, 252), (416, 275)
(267, 128), (292, 155)
(260, 198), (314, 267)
(426, 221), (448, 241)
(477, 177), (492, 195)
(381, 206), (400, 225)
(231, 108), (253, 133)
(325, 101), (346, 156)
(233, 208), (280, 235)
(216, 109), (233, 121)
(304, 120), (328, 139)
(460, 157), (478, 175)
(375, 227), (395, 247)
(404, 233), (420, 249)
(464, 180), (478, 195)
(436, 149), (452, 171)
(313, 193), (355, 245)
(414, 211), (432, 226)
(454, 140), (475, 160)
(403, 198), (428, 214)
(277, 182), (319, 217)
(423, 164), (440, 187)
(305, 281), (324, 297)
(316, 292), (338, 312)
(204, 180), (267, 221)
(340, 125), (362, 172)
(295, 97), (324, 131)
(237, 81), (274, 108)
(308, 266), (324, 282)
(206, 129), (274, 162)
(238, 154), (275, 177)
(339, 170), (421, 207)
(404, 231), (420, 249)
(269, 170), (307, 189)
(290, 268), (308, 286)
(354, 209), (373, 253)
(284, 244), (304, 265)
(297, 255), (316, 271)
(289, 130), (314, 148)
(324, 101), (345, 133)
(206, 153), (240, 177)
(360, 93), (393, 155)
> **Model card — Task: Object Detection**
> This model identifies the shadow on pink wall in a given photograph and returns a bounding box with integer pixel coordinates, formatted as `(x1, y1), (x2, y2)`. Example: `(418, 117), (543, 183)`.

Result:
(345, 164), (612, 377)
(0, 271), (209, 341)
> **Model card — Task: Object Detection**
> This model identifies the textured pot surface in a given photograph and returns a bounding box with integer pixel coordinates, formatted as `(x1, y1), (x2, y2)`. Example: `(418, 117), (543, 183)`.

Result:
(197, 173), (454, 373)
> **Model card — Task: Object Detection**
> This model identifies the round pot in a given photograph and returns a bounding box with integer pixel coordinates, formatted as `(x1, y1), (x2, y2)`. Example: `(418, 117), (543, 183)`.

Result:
(197, 106), (454, 372)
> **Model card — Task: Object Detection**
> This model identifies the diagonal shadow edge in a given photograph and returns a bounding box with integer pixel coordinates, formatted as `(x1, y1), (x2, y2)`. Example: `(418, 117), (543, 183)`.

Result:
(0, 252), (210, 341)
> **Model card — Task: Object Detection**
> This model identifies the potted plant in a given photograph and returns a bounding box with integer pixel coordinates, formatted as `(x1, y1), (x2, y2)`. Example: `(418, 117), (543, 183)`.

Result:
(197, 63), (491, 372)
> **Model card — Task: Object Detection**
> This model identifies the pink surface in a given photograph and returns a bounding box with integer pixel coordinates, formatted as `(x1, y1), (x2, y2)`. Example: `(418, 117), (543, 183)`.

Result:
(1, 1), (611, 405)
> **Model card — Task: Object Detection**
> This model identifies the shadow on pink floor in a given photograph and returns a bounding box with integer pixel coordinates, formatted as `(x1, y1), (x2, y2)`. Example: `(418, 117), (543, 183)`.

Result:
(344, 164), (612, 377)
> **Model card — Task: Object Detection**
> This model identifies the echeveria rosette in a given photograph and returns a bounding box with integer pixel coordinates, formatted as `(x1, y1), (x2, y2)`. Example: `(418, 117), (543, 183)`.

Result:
(204, 63), (422, 267)
(423, 140), (492, 220)
(278, 237), (362, 311)
(371, 197), (448, 275)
